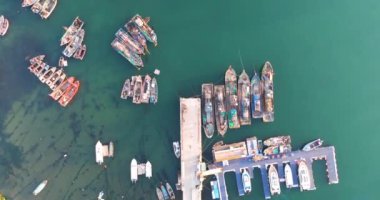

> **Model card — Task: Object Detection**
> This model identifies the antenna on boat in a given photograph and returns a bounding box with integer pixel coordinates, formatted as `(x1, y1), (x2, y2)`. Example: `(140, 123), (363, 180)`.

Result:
(238, 49), (245, 71)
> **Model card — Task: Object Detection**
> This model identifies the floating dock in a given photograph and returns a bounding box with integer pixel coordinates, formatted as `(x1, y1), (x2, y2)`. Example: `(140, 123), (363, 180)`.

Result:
(208, 145), (339, 200)
(179, 98), (203, 200)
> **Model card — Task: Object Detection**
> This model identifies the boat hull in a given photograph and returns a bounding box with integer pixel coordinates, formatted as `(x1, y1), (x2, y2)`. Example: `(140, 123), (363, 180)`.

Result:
(238, 70), (251, 125)
(213, 85), (228, 136)
(202, 83), (215, 138)
(225, 66), (240, 129)
(251, 72), (264, 118)
(268, 165), (281, 195)
(262, 61), (275, 122)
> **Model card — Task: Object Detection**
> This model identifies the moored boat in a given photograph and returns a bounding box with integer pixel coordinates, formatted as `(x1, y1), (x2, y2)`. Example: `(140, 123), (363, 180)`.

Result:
(73, 44), (86, 60)
(141, 74), (151, 103)
(284, 163), (294, 188)
(298, 160), (311, 191)
(156, 187), (164, 200)
(0, 15), (10, 36)
(33, 180), (48, 196)
(125, 22), (148, 52)
(149, 77), (158, 104)
(129, 76), (136, 97)
(29, 55), (45, 65)
(201, 83), (215, 138)
(39, 66), (56, 83)
(242, 168), (252, 193)
(49, 76), (74, 100)
(263, 144), (291, 155)
(115, 28), (144, 55)
(268, 165), (281, 195)
(237, 70), (251, 125)
(160, 184), (169, 200)
(95, 141), (103, 165)
(35, 63), (50, 78)
(132, 75), (142, 104)
(131, 159), (138, 183)
(22, 0), (38, 7)
(45, 68), (63, 87)
(58, 80), (80, 107)
(111, 38), (143, 68)
(109, 141), (114, 157)
(251, 70), (264, 118)
(38, 0), (58, 19)
(61, 17), (84, 46)
(131, 14), (158, 46)
(225, 66), (240, 129)
(63, 29), (85, 58)
(173, 141), (180, 158)
(165, 182), (175, 200)
(264, 135), (291, 146)
(213, 85), (228, 136)
(262, 61), (275, 122)
(145, 161), (152, 178)
(50, 73), (66, 90)
(58, 56), (68, 67)
(302, 138), (323, 151)
(120, 79), (131, 100)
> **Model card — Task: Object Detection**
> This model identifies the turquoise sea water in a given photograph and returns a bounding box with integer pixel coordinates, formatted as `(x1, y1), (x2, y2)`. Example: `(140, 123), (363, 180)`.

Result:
(0, 0), (379, 199)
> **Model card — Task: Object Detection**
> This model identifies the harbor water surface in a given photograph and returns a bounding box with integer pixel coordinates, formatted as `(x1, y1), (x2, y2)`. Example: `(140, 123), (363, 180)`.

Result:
(0, 0), (379, 199)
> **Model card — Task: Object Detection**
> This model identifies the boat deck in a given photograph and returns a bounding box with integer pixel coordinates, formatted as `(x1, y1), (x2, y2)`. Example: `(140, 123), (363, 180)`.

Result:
(179, 98), (202, 200)
(208, 146), (339, 200)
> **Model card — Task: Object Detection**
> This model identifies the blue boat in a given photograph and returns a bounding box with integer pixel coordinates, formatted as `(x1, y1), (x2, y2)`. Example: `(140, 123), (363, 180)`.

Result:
(210, 180), (220, 199)
(160, 184), (169, 200)
(251, 70), (264, 118)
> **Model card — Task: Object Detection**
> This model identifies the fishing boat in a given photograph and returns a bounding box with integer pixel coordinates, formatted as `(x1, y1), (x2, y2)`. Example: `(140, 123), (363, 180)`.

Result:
(131, 14), (158, 46)
(73, 44), (86, 60)
(284, 164), (294, 188)
(264, 135), (291, 146)
(109, 141), (114, 157)
(149, 77), (158, 104)
(58, 80), (80, 107)
(39, 66), (56, 83)
(263, 144), (291, 155)
(145, 161), (152, 178)
(251, 70), (264, 118)
(33, 180), (48, 196)
(166, 182), (175, 200)
(262, 61), (275, 122)
(38, 0), (58, 19)
(63, 29), (85, 58)
(22, 0), (38, 7)
(225, 66), (240, 129)
(160, 184), (169, 200)
(115, 28), (144, 55)
(0, 15), (9, 36)
(129, 76), (136, 97)
(210, 180), (220, 199)
(173, 141), (180, 158)
(242, 168), (252, 193)
(111, 38), (143, 68)
(131, 159), (138, 183)
(156, 187), (164, 200)
(302, 138), (323, 151)
(45, 68), (62, 87)
(95, 141), (103, 165)
(213, 85), (228, 136)
(61, 17), (84, 46)
(49, 76), (74, 100)
(141, 75), (151, 103)
(237, 70), (251, 125)
(298, 160), (311, 191)
(132, 75), (142, 104)
(58, 56), (68, 67)
(35, 63), (51, 78)
(120, 79), (131, 100)
(29, 55), (45, 65)
(50, 73), (66, 90)
(268, 165), (281, 195)
(201, 83), (215, 138)
(125, 22), (148, 52)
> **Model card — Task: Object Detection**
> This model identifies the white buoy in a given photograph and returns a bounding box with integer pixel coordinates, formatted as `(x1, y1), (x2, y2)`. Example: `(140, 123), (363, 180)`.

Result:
(154, 69), (160, 75)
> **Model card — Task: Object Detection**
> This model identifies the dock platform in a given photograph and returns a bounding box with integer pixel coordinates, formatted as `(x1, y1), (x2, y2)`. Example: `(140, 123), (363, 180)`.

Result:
(179, 98), (203, 200)
(208, 146), (339, 199)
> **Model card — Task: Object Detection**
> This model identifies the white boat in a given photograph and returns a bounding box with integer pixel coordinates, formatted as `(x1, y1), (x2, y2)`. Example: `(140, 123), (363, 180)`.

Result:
(97, 191), (105, 200)
(0, 15), (9, 36)
(109, 141), (114, 157)
(156, 187), (164, 200)
(145, 161), (152, 178)
(22, 0), (38, 7)
(268, 165), (281, 195)
(242, 168), (251, 193)
(95, 141), (103, 165)
(302, 138), (323, 151)
(40, 67), (56, 83)
(131, 158), (138, 183)
(45, 68), (63, 88)
(298, 160), (311, 191)
(33, 180), (48, 196)
(173, 141), (180, 158)
(166, 182), (175, 200)
(284, 164), (294, 188)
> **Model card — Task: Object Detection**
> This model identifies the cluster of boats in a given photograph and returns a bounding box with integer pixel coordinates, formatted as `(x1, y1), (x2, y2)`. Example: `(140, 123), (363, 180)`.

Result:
(60, 17), (87, 61)
(263, 135), (292, 155)
(28, 55), (80, 107)
(202, 62), (275, 138)
(156, 182), (175, 200)
(0, 15), (9, 36)
(111, 14), (158, 69)
(22, 0), (58, 19)
(130, 159), (152, 183)
(120, 74), (158, 104)
(95, 141), (114, 165)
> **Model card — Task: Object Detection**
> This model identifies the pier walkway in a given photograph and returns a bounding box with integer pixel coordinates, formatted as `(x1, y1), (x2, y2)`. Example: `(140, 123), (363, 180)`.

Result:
(179, 98), (203, 200)
(208, 146), (339, 200)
